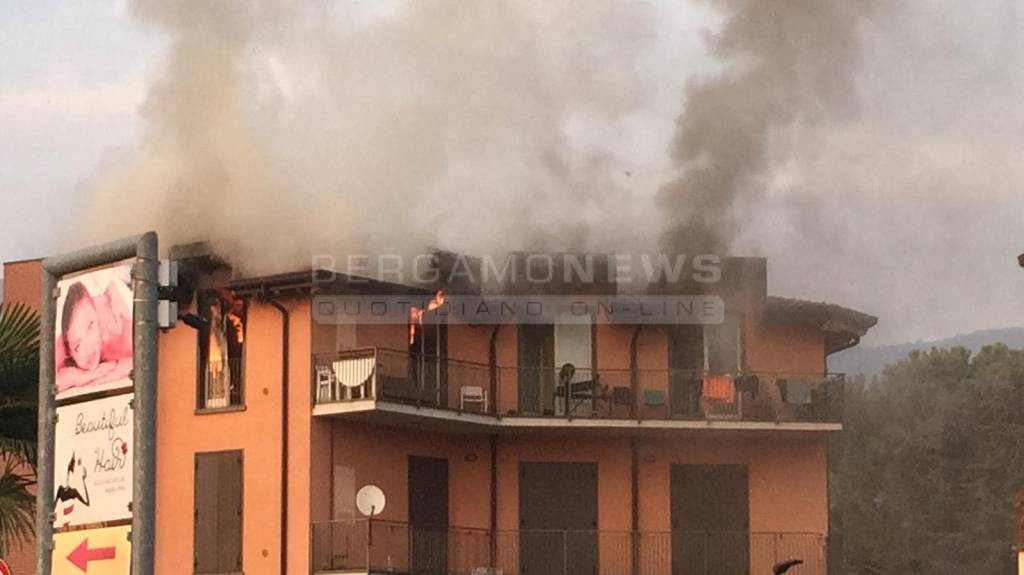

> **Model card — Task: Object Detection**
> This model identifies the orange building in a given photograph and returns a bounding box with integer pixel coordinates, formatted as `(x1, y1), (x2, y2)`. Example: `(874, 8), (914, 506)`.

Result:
(7, 249), (875, 575)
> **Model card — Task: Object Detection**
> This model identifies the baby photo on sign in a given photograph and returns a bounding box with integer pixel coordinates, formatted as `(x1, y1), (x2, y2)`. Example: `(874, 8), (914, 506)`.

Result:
(54, 262), (134, 400)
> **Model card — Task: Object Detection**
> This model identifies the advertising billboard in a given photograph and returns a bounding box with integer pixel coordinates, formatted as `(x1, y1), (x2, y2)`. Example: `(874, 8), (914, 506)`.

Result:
(54, 262), (134, 401)
(53, 393), (134, 529)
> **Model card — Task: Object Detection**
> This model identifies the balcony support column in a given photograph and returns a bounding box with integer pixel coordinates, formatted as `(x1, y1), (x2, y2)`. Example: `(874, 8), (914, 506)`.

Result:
(631, 436), (639, 575)
(490, 434), (499, 566)
(629, 326), (643, 419)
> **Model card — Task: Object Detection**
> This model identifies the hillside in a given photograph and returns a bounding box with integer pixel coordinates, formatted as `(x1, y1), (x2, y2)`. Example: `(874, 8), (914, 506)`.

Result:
(828, 327), (1024, 377)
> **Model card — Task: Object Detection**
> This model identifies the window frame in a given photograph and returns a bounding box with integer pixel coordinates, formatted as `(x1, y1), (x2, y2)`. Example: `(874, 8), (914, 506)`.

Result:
(195, 291), (248, 412)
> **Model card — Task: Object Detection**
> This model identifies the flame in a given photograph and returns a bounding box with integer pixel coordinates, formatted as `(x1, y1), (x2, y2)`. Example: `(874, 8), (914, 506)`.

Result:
(227, 312), (244, 344)
(217, 288), (245, 344)
(428, 290), (446, 311)
(208, 304), (225, 371)
(409, 290), (445, 345)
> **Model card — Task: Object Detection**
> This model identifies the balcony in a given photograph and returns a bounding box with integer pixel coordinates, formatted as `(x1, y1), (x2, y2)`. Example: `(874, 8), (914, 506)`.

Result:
(311, 348), (844, 432)
(311, 519), (831, 575)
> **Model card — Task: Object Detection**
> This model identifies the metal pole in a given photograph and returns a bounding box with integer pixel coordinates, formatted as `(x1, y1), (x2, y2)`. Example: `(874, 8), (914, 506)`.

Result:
(703, 532), (709, 575)
(132, 231), (159, 575)
(367, 510), (375, 572)
(562, 531), (568, 575)
(35, 270), (56, 575)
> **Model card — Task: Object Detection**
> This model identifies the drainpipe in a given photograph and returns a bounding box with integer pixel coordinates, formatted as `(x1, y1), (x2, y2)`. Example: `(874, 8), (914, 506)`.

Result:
(489, 325), (502, 417)
(488, 325), (501, 565)
(266, 294), (290, 575)
(629, 326), (643, 419)
(629, 327), (642, 575)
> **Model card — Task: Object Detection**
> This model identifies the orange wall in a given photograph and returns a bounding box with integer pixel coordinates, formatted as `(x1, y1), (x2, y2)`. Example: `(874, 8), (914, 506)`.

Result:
(2, 259), (42, 310)
(746, 321), (826, 376)
(329, 421), (493, 529)
(323, 427), (829, 575)
(637, 434), (829, 533)
(154, 297), (311, 575)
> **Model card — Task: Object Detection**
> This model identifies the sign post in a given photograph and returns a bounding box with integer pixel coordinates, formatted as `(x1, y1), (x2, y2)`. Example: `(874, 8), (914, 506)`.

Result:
(37, 232), (159, 575)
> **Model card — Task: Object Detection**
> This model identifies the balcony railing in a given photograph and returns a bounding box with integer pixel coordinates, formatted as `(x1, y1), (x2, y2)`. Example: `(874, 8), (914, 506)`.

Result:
(311, 519), (830, 574)
(312, 348), (844, 424)
(200, 357), (243, 409)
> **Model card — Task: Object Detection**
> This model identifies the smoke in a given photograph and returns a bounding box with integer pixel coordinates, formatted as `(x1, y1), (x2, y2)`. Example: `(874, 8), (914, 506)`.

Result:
(71, 0), (1024, 344)
(79, 0), (677, 274)
(657, 0), (877, 254)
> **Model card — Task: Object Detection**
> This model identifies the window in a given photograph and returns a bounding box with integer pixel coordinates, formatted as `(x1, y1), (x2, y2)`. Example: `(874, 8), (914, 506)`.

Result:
(194, 451), (243, 574)
(704, 316), (742, 374)
(408, 311), (447, 403)
(197, 290), (246, 409)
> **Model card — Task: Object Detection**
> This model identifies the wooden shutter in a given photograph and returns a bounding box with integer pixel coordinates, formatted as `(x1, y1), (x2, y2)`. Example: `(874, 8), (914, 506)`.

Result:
(194, 451), (243, 573)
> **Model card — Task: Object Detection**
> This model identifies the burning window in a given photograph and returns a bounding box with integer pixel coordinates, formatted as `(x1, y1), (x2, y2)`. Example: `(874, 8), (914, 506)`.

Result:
(407, 291), (447, 402)
(704, 316), (742, 375)
(197, 289), (246, 409)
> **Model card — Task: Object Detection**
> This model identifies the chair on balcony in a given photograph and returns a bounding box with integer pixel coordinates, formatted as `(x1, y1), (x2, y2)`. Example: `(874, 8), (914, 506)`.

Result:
(315, 365), (337, 402)
(460, 386), (488, 413)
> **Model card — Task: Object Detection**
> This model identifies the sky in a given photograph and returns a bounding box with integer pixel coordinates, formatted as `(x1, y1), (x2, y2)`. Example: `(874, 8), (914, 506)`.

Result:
(1, 0), (1023, 346)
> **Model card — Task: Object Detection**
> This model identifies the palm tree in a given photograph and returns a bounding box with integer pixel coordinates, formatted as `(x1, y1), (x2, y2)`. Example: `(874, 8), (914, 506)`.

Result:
(0, 302), (40, 555)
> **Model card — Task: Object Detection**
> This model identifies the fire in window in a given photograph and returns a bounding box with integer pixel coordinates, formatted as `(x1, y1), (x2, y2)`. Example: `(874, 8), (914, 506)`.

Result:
(198, 289), (246, 409)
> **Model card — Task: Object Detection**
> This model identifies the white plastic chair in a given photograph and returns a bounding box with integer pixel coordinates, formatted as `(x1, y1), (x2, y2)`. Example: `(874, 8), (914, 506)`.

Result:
(315, 365), (336, 402)
(460, 386), (488, 412)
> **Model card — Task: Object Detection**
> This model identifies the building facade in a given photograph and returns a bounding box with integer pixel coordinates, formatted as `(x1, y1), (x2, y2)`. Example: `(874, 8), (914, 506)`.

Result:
(8, 250), (875, 575)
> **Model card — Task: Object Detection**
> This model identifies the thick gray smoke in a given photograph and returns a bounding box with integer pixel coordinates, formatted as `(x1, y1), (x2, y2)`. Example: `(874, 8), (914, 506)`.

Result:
(658, 0), (877, 255)
(80, 0), (673, 274)
(72, 0), (1024, 344)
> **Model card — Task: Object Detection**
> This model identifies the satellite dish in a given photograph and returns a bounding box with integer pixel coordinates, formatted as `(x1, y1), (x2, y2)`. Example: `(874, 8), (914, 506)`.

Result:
(356, 485), (386, 517)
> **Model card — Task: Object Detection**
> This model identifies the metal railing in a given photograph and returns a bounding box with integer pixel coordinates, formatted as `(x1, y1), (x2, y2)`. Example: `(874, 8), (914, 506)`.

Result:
(311, 520), (830, 574)
(503, 367), (844, 424)
(311, 519), (490, 574)
(200, 357), (243, 409)
(312, 348), (843, 424)
(313, 348), (495, 412)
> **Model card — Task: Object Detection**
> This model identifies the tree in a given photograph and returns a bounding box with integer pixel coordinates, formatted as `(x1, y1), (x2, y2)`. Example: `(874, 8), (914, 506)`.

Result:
(0, 302), (40, 554)
(831, 345), (1024, 574)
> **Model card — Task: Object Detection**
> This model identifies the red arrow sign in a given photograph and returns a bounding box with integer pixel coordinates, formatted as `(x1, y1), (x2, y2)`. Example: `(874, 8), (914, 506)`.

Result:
(0, 557), (11, 575)
(67, 538), (116, 572)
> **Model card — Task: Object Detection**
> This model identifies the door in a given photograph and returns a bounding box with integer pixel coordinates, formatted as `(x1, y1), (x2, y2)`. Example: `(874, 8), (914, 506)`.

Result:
(554, 322), (593, 416)
(518, 325), (553, 414)
(409, 317), (447, 405)
(670, 464), (749, 575)
(668, 326), (703, 417)
(519, 462), (598, 575)
(409, 456), (449, 574)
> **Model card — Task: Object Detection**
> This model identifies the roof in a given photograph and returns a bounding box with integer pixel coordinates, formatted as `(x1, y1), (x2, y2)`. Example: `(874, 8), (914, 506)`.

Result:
(227, 268), (432, 297)
(765, 296), (878, 354)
